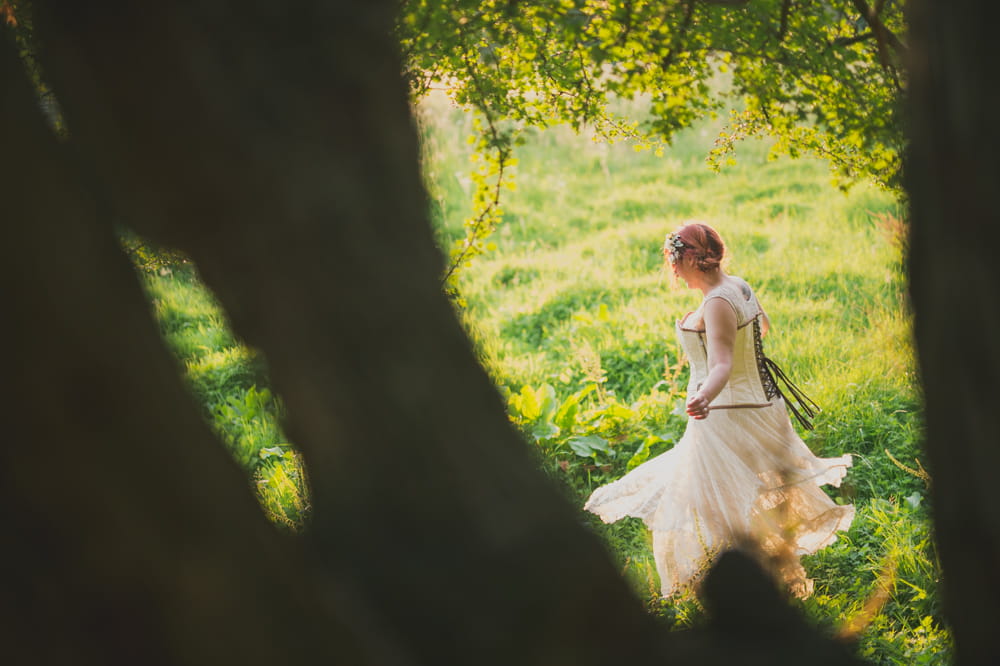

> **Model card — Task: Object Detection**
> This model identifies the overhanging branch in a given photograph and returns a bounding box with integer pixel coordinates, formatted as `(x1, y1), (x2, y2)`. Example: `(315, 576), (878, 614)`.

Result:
(850, 0), (907, 65)
(778, 0), (793, 42)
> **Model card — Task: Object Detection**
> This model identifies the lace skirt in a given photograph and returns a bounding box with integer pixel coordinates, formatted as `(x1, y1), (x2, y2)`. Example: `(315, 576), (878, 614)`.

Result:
(584, 400), (854, 598)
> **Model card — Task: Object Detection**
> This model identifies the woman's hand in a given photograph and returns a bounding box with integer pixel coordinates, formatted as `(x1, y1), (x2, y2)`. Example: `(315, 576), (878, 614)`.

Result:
(686, 392), (710, 419)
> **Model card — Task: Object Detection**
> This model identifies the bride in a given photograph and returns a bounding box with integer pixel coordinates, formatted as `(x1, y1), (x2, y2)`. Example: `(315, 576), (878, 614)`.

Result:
(584, 222), (854, 599)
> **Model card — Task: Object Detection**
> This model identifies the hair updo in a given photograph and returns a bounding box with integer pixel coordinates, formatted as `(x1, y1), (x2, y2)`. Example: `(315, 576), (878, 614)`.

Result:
(674, 222), (725, 272)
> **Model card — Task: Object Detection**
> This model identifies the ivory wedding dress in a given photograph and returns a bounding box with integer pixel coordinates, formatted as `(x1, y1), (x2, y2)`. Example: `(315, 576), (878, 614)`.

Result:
(584, 278), (854, 598)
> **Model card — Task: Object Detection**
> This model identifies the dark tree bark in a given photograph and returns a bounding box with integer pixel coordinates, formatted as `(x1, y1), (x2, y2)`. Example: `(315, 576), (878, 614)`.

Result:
(0, 29), (363, 666)
(906, 2), (1000, 664)
(2, 0), (942, 663)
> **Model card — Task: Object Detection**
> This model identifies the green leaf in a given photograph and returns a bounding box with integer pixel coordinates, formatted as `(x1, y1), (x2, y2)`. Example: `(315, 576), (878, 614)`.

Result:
(517, 384), (541, 421)
(535, 383), (558, 420)
(530, 421), (561, 442)
(554, 383), (595, 431)
(590, 401), (635, 421)
(626, 434), (667, 471)
(568, 434), (611, 458)
(259, 446), (289, 460)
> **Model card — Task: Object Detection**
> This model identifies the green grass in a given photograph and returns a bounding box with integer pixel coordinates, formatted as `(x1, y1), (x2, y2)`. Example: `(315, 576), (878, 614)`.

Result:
(421, 92), (948, 662)
(137, 93), (949, 663)
(139, 267), (310, 531)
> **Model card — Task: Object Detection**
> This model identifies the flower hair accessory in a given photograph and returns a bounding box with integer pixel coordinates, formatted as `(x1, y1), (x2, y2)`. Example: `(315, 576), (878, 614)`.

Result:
(664, 232), (687, 264)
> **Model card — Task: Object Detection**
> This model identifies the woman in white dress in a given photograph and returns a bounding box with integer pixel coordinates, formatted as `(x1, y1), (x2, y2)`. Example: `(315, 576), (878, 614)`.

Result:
(584, 223), (854, 599)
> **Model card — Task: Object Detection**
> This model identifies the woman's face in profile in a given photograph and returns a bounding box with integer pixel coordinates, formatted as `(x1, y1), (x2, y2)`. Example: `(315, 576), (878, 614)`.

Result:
(670, 253), (694, 286)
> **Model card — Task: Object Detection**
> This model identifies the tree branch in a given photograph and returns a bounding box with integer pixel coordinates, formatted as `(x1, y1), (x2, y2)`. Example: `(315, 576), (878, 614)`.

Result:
(439, 47), (512, 287)
(777, 0), (793, 43)
(832, 31), (874, 47)
(662, 0), (696, 70)
(614, 0), (634, 47)
(850, 0), (907, 65)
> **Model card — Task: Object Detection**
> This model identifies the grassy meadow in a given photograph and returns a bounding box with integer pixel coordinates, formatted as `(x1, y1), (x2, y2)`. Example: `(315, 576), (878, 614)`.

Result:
(136, 93), (950, 663)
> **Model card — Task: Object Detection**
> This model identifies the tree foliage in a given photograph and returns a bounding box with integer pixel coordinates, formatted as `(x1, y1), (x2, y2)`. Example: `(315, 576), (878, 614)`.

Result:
(397, 0), (906, 278)
(5, 1), (906, 283)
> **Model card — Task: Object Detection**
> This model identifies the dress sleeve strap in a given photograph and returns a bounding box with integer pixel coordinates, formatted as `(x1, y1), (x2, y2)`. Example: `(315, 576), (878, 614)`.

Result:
(704, 284), (746, 326)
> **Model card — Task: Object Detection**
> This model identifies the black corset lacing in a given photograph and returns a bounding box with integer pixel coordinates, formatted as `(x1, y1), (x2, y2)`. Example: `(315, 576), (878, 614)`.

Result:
(751, 317), (820, 430)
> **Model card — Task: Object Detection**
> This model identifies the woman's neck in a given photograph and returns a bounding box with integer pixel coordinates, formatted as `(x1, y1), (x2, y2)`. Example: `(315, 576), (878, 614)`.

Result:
(694, 269), (726, 296)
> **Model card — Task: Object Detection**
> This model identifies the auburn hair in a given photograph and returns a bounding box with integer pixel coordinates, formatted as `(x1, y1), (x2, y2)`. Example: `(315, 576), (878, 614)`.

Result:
(675, 222), (725, 272)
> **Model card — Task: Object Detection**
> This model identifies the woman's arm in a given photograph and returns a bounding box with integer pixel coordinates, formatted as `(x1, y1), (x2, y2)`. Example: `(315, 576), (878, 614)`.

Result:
(685, 297), (737, 419)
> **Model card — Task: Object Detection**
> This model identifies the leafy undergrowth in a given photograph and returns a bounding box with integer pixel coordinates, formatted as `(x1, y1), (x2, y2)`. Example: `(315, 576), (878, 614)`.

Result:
(140, 267), (309, 531)
(135, 100), (951, 663)
(429, 97), (950, 663)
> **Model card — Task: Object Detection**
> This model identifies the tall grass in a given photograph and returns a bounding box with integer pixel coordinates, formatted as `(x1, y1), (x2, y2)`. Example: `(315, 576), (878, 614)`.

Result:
(137, 92), (949, 663)
(420, 91), (948, 662)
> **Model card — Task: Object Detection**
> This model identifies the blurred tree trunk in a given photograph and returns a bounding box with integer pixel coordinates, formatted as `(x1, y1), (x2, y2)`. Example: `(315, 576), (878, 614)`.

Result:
(3, 2), (667, 664)
(907, 1), (1000, 663)
(0, 30), (362, 666)
(1, 0), (940, 663)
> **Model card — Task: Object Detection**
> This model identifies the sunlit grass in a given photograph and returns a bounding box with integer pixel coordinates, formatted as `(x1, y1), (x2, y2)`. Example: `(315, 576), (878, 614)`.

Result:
(135, 93), (946, 664)
(418, 93), (947, 662)
(140, 271), (309, 531)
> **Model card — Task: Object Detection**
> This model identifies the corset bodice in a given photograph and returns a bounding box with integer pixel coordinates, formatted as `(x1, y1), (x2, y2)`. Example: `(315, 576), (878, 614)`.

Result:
(675, 278), (776, 406)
